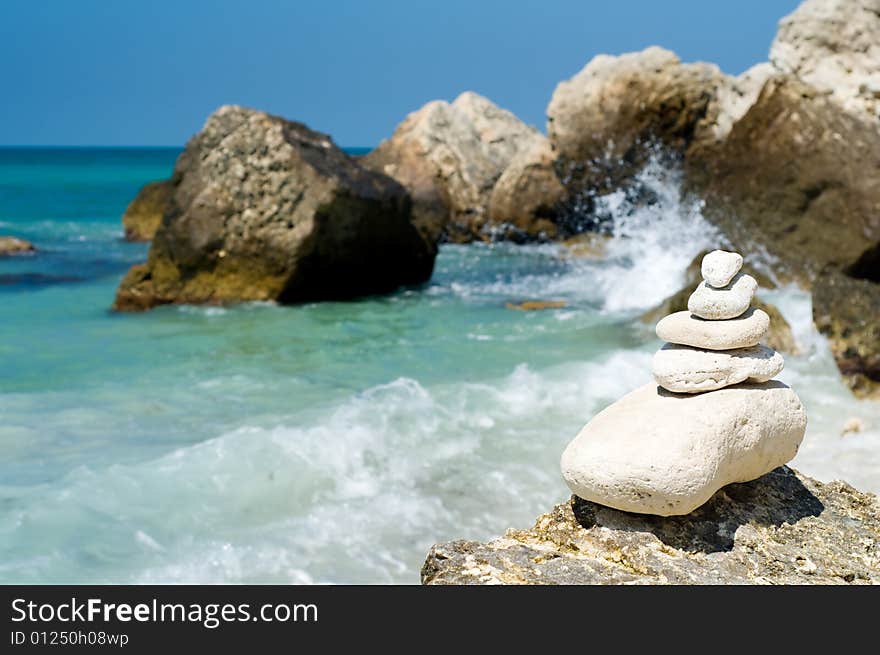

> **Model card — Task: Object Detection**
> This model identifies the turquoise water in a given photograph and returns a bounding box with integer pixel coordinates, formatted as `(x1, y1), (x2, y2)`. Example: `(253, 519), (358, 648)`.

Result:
(1, 149), (878, 583)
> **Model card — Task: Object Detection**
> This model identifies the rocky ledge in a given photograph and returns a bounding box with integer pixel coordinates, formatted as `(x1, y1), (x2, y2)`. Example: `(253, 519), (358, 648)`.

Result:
(422, 466), (880, 584)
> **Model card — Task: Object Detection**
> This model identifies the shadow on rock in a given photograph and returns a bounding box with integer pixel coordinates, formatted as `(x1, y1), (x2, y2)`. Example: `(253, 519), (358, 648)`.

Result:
(571, 466), (824, 553)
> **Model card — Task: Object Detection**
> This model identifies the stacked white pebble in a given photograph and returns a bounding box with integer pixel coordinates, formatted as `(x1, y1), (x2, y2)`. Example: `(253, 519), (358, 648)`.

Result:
(652, 250), (784, 393)
(560, 248), (807, 516)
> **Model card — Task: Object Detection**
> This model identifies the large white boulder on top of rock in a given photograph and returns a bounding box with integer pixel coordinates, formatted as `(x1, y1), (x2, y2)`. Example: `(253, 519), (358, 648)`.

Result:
(560, 381), (807, 516)
(700, 249), (743, 287)
(652, 343), (784, 393)
(770, 0), (880, 123)
(688, 272), (757, 320)
(656, 307), (770, 350)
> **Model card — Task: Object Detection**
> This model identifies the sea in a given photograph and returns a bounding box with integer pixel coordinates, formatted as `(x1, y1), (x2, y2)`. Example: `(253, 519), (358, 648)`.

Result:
(1, 147), (877, 583)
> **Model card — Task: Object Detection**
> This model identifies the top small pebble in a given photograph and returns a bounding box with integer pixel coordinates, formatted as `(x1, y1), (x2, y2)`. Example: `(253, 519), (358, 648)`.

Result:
(701, 250), (743, 288)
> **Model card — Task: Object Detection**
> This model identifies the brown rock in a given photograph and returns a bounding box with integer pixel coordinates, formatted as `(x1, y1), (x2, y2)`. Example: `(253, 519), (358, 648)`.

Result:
(114, 105), (435, 312)
(0, 236), (36, 255)
(363, 92), (556, 243)
(687, 76), (880, 285)
(505, 300), (567, 311)
(122, 179), (174, 241)
(812, 269), (880, 398)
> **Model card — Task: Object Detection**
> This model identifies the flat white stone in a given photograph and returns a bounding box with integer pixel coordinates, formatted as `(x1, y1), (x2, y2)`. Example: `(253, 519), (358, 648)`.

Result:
(687, 273), (758, 320)
(560, 381), (807, 516)
(701, 250), (743, 288)
(656, 308), (769, 350)
(652, 343), (784, 393)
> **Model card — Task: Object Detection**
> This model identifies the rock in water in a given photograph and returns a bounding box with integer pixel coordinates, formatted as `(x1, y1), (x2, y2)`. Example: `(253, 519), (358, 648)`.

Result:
(560, 382), (807, 516)
(362, 92), (554, 243)
(700, 249), (743, 288)
(652, 343), (784, 393)
(0, 236), (36, 255)
(122, 179), (174, 241)
(688, 273), (757, 320)
(423, 467), (880, 585)
(655, 308), (769, 350)
(113, 105), (435, 311)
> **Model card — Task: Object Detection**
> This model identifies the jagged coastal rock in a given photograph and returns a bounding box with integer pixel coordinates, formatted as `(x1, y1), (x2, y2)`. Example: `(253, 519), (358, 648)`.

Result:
(770, 0), (880, 123)
(422, 467), (880, 585)
(362, 92), (559, 242)
(812, 269), (880, 398)
(562, 250), (805, 516)
(114, 105), (435, 311)
(546, 47), (745, 192)
(121, 179), (174, 241)
(0, 236), (36, 255)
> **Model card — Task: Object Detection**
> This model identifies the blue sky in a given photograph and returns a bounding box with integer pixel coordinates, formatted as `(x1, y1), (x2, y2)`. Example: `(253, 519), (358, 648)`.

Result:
(1, 0), (800, 146)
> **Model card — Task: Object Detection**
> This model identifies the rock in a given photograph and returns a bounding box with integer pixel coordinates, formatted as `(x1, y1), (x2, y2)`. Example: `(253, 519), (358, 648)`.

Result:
(0, 236), (36, 255)
(547, 47), (742, 193)
(362, 92), (552, 243)
(639, 250), (797, 353)
(687, 76), (880, 285)
(122, 179), (174, 241)
(700, 249), (743, 288)
(505, 300), (567, 311)
(812, 269), (880, 398)
(113, 105), (435, 312)
(687, 273), (757, 320)
(655, 308), (770, 350)
(559, 232), (612, 259)
(422, 466), (880, 585)
(652, 343), (784, 393)
(841, 417), (866, 436)
(770, 0), (880, 123)
(846, 240), (880, 283)
(487, 138), (566, 241)
(559, 381), (806, 516)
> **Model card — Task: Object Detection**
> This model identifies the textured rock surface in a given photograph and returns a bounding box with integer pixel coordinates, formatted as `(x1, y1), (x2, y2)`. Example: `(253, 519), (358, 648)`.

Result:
(362, 92), (550, 243)
(701, 249), (743, 288)
(122, 179), (175, 241)
(656, 308), (770, 350)
(487, 138), (566, 241)
(770, 0), (880, 123)
(114, 105), (434, 311)
(560, 381), (806, 515)
(640, 251), (797, 354)
(0, 236), (36, 255)
(688, 273), (757, 320)
(688, 76), (880, 285)
(812, 269), (880, 398)
(652, 343), (784, 393)
(422, 466), (880, 584)
(547, 47), (742, 193)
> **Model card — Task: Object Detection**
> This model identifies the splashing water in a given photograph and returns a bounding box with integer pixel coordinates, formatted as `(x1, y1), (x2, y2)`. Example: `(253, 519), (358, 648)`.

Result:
(1, 148), (878, 584)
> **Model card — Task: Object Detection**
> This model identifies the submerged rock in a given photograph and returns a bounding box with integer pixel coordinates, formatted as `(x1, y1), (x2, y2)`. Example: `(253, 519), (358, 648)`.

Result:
(812, 269), (880, 398)
(560, 381), (806, 516)
(114, 105), (435, 311)
(121, 179), (174, 241)
(362, 92), (556, 243)
(0, 236), (36, 255)
(422, 466), (880, 584)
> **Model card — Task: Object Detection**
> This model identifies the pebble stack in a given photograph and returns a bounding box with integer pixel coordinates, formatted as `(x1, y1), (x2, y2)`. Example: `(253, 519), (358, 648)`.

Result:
(560, 250), (807, 517)
(652, 250), (783, 393)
